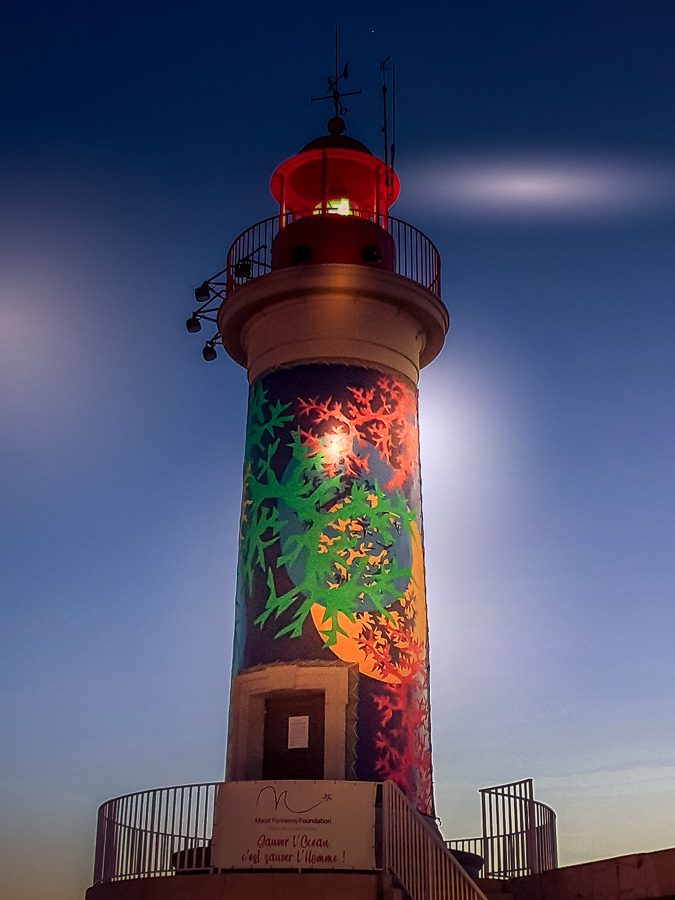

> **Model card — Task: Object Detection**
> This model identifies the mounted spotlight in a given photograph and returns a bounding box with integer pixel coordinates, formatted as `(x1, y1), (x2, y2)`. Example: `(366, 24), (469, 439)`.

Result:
(186, 315), (202, 334)
(202, 340), (217, 362)
(233, 260), (252, 279)
(194, 282), (211, 303)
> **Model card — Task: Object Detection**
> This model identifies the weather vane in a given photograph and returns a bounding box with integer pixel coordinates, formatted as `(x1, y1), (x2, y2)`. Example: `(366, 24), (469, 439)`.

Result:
(311, 26), (362, 117)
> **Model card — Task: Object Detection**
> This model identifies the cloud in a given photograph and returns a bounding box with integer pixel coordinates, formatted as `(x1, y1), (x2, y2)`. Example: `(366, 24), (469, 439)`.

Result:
(538, 765), (675, 797)
(404, 152), (675, 221)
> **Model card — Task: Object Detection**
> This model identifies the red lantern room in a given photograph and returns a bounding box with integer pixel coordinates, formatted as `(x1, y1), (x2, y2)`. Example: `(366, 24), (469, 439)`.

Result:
(270, 117), (400, 272)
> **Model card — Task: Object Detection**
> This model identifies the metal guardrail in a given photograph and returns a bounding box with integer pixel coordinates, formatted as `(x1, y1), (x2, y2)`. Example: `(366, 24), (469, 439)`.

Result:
(93, 783), (218, 883)
(382, 781), (489, 900)
(93, 779), (487, 900)
(223, 213), (441, 297)
(531, 801), (559, 876)
(447, 836), (484, 858)
(447, 778), (558, 880)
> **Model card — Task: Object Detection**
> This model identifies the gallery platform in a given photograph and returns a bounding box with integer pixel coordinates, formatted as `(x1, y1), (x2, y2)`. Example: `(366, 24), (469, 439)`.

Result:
(87, 779), (487, 900)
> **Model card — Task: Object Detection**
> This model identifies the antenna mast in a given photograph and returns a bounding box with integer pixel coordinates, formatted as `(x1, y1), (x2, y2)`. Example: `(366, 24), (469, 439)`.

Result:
(381, 56), (390, 170)
(381, 57), (397, 198)
(391, 62), (397, 172)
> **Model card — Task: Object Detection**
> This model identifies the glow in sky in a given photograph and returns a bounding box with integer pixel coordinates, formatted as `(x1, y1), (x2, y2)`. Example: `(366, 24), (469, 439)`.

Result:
(406, 154), (675, 220)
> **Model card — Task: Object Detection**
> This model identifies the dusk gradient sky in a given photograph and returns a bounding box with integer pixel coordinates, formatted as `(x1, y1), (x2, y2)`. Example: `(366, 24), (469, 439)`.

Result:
(2, 2), (675, 898)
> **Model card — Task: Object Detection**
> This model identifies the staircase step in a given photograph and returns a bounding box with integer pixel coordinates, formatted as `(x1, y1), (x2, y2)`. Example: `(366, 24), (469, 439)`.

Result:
(482, 891), (514, 900)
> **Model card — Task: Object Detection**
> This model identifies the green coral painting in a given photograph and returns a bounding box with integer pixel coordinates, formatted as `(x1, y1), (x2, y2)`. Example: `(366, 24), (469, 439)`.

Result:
(231, 364), (434, 817)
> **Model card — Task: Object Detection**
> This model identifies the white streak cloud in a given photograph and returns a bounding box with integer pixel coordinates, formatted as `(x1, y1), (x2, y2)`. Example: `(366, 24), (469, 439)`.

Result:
(405, 152), (675, 220)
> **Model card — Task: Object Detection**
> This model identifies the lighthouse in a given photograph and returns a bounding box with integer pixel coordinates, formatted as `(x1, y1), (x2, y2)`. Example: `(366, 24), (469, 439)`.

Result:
(87, 97), (491, 900)
(218, 113), (448, 821)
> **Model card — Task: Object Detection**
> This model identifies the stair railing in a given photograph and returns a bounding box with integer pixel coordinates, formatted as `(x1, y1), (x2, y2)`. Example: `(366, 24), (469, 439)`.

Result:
(382, 781), (489, 900)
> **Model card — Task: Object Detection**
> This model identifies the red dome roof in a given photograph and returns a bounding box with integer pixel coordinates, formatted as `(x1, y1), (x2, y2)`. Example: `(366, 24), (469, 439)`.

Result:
(270, 124), (399, 219)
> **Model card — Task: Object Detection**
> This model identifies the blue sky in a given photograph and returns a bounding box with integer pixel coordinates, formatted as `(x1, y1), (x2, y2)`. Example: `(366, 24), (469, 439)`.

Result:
(1, 2), (674, 897)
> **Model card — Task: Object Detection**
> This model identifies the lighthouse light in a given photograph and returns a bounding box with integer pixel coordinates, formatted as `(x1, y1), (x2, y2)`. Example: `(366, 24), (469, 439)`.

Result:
(322, 430), (351, 468)
(314, 197), (356, 216)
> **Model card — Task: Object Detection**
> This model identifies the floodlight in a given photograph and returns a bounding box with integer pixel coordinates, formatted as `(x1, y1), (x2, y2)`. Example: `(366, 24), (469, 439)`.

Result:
(194, 282), (210, 303)
(233, 261), (252, 279)
(202, 341), (217, 362)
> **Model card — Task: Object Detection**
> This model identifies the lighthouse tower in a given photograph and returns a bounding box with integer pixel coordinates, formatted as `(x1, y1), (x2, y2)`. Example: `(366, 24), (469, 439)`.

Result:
(218, 114), (448, 820)
(87, 107), (487, 900)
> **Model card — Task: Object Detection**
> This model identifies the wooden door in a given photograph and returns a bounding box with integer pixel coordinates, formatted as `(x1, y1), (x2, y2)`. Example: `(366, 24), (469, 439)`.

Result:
(263, 691), (325, 780)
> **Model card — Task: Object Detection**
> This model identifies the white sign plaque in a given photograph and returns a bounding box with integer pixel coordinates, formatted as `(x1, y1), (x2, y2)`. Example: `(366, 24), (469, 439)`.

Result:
(211, 780), (377, 871)
(287, 715), (309, 749)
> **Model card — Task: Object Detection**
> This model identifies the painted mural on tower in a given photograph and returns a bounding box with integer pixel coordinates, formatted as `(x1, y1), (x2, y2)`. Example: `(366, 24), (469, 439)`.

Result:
(232, 363), (433, 817)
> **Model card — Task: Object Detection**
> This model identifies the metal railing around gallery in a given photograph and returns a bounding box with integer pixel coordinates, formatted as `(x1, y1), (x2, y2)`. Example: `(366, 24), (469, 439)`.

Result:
(93, 782), (217, 883)
(446, 778), (558, 880)
(93, 779), (487, 900)
(222, 213), (441, 297)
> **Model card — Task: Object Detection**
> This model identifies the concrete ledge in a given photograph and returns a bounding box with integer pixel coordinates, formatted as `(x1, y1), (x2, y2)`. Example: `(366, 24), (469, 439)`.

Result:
(87, 871), (380, 900)
(217, 263), (449, 383)
(507, 847), (675, 900)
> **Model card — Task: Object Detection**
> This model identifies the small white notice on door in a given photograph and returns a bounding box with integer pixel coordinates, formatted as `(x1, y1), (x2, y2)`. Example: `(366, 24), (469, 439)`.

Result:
(287, 715), (309, 749)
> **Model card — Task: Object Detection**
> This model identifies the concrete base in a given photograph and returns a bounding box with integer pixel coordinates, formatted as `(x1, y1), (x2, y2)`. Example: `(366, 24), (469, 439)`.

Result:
(478, 846), (675, 900)
(86, 871), (381, 900)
